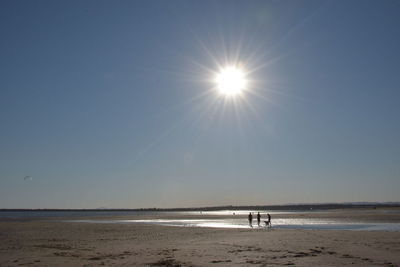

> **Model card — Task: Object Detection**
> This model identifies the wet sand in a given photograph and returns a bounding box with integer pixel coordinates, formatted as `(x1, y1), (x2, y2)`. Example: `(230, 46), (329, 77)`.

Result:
(1, 208), (399, 266)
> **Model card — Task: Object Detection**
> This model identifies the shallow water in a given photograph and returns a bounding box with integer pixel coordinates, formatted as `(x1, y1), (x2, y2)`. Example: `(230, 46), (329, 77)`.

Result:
(0, 209), (306, 219)
(67, 218), (400, 231)
(0, 210), (168, 219)
(2, 209), (399, 231)
(180, 210), (301, 216)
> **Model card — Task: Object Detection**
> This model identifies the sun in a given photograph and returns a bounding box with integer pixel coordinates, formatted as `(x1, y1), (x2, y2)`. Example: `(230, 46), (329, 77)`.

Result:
(215, 66), (247, 96)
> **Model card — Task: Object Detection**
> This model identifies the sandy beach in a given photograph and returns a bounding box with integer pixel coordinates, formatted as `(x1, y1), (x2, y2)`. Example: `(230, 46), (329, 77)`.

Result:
(1, 209), (399, 266)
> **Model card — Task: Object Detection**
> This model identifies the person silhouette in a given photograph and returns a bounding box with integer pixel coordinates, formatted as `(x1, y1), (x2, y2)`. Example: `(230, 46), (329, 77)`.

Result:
(257, 212), (261, 226)
(264, 213), (272, 228)
(248, 212), (253, 227)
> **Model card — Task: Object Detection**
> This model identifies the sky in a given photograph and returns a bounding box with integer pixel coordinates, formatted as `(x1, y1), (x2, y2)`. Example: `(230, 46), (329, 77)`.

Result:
(1, 0), (399, 209)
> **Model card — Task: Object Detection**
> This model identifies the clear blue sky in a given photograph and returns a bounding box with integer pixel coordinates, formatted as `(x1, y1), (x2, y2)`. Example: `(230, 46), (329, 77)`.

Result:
(1, 0), (399, 208)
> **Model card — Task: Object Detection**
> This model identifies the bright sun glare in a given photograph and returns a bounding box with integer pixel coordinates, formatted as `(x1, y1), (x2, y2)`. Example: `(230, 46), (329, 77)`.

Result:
(216, 66), (246, 96)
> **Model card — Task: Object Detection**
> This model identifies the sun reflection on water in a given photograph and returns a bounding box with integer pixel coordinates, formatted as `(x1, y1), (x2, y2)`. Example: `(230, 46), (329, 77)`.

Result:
(67, 218), (400, 231)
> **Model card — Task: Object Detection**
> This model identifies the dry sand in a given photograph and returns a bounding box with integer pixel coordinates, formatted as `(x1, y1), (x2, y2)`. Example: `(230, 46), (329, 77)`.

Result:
(0, 209), (399, 266)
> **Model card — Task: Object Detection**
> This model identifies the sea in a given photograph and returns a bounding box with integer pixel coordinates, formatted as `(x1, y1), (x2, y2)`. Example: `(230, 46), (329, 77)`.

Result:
(1, 209), (400, 231)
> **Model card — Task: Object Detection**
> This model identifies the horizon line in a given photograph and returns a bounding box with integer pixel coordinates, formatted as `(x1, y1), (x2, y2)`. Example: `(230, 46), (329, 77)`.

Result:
(1, 201), (400, 211)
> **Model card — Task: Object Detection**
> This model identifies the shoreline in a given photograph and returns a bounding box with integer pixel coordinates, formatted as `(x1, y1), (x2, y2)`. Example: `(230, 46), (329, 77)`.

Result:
(1, 208), (400, 266)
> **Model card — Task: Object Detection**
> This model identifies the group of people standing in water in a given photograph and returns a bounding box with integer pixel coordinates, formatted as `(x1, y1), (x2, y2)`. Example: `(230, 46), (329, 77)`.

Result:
(248, 212), (271, 228)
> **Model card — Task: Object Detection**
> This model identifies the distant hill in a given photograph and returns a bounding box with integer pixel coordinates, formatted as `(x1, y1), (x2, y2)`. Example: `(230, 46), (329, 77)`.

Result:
(1, 202), (399, 212)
